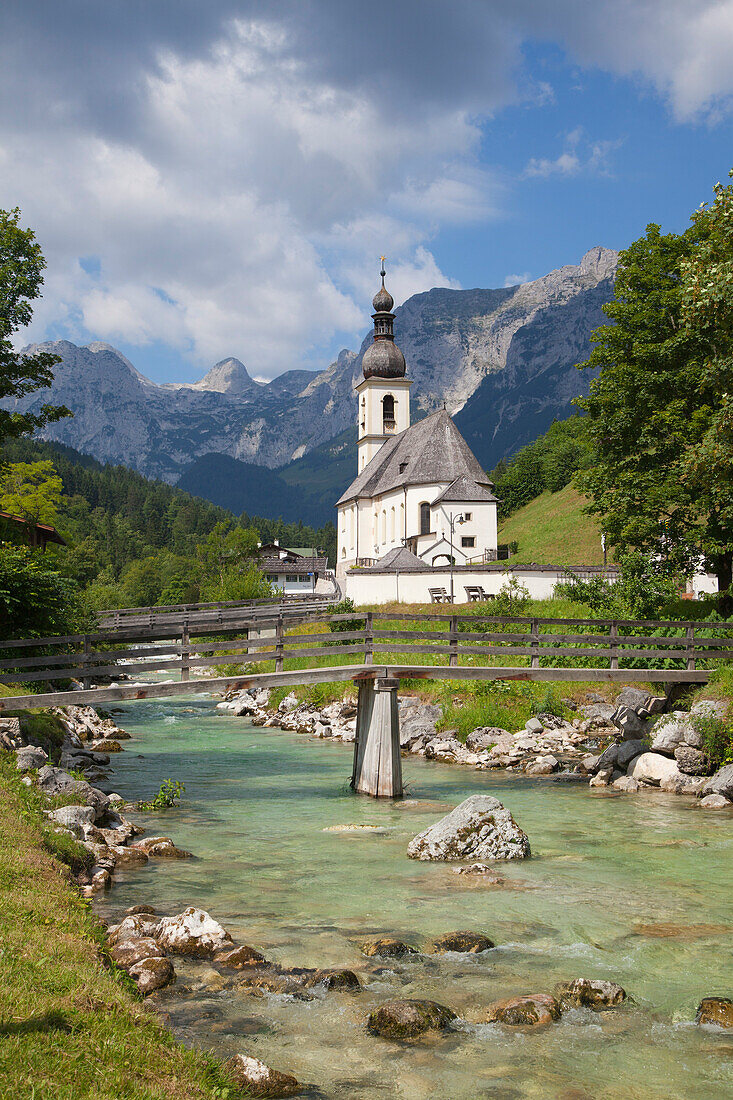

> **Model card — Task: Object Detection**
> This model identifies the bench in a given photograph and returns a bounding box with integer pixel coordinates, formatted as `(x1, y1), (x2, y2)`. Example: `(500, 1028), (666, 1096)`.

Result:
(429, 587), (451, 603)
(465, 585), (494, 602)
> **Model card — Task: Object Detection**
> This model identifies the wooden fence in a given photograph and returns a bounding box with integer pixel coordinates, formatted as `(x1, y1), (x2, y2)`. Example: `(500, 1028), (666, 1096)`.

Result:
(1, 611), (731, 710)
(96, 595), (335, 634)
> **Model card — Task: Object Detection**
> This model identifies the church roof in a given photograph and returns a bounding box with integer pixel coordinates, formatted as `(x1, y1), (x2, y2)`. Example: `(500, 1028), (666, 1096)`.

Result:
(337, 409), (494, 506)
(432, 473), (497, 505)
(362, 546), (430, 572)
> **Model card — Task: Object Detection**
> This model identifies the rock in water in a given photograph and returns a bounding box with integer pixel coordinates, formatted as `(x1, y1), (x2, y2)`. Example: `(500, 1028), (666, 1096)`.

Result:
(406, 795), (530, 862)
(484, 993), (561, 1027)
(701, 764), (733, 801)
(214, 945), (269, 969)
(361, 938), (418, 959)
(555, 979), (627, 1009)
(700, 793), (731, 809)
(128, 956), (175, 995)
(367, 999), (457, 1040)
(628, 752), (683, 787)
(225, 1054), (300, 1097)
(695, 997), (733, 1027)
(427, 931), (495, 954)
(156, 907), (233, 956)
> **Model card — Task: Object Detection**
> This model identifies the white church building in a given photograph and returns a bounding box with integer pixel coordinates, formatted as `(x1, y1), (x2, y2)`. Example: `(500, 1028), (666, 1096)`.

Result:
(336, 264), (499, 581)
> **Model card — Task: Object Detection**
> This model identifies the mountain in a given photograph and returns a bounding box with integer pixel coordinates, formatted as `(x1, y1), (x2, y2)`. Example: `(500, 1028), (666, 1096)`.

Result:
(4, 247), (618, 508)
(177, 452), (336, 527)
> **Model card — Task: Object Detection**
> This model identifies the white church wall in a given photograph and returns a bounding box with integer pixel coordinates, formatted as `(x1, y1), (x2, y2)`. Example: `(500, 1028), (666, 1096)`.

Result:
(345, 566), (584, 606)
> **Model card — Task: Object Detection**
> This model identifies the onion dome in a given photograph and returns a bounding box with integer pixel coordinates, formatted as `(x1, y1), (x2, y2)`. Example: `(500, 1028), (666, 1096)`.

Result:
(363, 259), (406, 379)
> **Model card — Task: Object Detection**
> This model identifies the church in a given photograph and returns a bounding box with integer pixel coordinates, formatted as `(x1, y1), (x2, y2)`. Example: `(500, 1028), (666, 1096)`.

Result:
(336, 264), (499, 581)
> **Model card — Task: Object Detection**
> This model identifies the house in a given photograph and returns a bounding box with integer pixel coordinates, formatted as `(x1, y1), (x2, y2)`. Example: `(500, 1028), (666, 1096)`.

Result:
(256, 541), (328, 595)
(336, 263), (499, 582)
(0, 511), (67, 552)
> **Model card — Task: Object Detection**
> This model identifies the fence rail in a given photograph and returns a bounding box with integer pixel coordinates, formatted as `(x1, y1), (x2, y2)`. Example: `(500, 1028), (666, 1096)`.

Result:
(97, 595), (335, 633)
(1, 610), (730, 708)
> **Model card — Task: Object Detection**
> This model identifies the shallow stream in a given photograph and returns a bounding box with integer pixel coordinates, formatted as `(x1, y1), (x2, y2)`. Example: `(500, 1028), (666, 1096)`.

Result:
(97, 695), (733, 1099)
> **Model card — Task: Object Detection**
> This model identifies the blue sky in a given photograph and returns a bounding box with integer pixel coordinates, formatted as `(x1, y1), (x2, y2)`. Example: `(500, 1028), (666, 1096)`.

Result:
(1, 2), (732, 384)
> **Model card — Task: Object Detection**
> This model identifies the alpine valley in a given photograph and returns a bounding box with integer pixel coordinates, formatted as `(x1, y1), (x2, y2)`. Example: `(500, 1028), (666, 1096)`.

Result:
(6, 247), (617, 525)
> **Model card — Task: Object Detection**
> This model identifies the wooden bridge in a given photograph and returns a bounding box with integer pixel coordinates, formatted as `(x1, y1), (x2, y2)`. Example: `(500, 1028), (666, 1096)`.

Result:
(1, 609), (729, 799)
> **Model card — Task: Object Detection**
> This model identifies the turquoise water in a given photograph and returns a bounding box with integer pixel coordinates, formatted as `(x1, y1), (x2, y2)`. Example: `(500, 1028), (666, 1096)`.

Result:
(97, 696), (733, 1099)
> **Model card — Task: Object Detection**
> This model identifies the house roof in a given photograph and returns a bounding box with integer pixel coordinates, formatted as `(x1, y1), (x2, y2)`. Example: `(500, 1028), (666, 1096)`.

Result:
(0, 511), (67, 546)
(432, 473), (497, 505)
(337, 409), (495, 506)
(362, 546), (430, 573)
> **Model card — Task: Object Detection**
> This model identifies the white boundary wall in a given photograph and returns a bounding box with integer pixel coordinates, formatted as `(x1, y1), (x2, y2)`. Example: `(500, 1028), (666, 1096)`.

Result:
(345, 566), (596, 605)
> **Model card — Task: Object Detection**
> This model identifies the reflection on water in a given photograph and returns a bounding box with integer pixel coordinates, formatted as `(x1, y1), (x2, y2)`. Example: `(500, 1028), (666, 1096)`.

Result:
(96, 696), (733, 1099)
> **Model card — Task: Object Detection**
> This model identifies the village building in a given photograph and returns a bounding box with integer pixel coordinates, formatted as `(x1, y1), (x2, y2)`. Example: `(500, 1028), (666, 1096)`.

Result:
(257, 541), (328, 596)
(336, 264), (499, 582)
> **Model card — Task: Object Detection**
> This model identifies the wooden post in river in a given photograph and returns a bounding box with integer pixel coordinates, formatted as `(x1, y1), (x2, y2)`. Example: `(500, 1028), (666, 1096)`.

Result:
(351, 677), (402, 798)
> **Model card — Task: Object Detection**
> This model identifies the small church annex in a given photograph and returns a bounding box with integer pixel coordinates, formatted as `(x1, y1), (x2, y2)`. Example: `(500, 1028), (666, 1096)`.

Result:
(336, 264), (499, 582)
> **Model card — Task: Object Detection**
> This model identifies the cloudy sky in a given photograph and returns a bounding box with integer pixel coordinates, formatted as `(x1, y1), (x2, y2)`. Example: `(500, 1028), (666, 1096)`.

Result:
(1, 1), (732, 383)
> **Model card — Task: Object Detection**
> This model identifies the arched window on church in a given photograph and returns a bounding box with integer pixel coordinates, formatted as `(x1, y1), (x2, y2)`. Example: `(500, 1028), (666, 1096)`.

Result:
(381, 509), (387, 544)
(382, 394), (395, 432)
(390, 506), (395, 542)
(419, 502), (431, 535)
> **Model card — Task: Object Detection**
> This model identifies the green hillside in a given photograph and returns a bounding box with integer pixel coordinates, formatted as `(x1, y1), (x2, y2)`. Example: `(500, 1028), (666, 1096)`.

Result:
(498, 483), (614, 567)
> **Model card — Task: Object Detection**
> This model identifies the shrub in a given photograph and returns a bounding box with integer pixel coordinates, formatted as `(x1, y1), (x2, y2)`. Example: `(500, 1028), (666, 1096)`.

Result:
(690, 712), (733, 770)
(137, 779), (185, 811)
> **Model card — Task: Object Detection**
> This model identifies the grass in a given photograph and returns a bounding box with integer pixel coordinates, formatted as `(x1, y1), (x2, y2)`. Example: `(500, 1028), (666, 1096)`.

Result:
(0, 709), (67, 762)
(0, 752), (248, 1100)
(498, 484), (615, 567)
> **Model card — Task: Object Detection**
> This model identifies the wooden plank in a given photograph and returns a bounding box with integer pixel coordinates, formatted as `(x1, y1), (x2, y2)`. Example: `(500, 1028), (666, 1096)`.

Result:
(280, 643), (366, 660)
(384, 664), (711, 684)
(0, 664), (382, 710)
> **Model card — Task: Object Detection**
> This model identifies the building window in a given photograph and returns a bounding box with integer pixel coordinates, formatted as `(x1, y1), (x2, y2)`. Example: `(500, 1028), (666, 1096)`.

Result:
(464, 512), (472, 521)
(286, 574), (300, 583)
(382, 394), (395, 432)
(390, 506), (395, 541)
(419, 502), (431, 535)
(266, 574), (278, 582)
(399, 462), (408, 473)
(461, 536), (475, 548)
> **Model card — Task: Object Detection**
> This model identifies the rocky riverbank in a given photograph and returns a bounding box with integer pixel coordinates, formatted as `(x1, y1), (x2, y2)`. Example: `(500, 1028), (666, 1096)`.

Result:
(216, 684), (733, 808)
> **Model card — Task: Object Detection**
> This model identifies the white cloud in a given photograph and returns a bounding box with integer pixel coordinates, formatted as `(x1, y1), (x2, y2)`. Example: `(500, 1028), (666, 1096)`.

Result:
(504, 272), (532, 287)
(2, 1), (733, 379)
(524, 126), (621, 178)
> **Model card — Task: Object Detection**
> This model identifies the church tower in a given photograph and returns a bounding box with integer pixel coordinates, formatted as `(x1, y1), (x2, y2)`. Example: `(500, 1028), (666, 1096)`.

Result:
(356, 260), (412, 472)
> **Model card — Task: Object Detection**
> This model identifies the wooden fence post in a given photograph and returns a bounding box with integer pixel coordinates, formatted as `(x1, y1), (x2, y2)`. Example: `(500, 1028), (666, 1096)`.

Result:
(530, 618), (540, 669)
(449, 614), (458, 668)
(180, 621), (190, 682)
(364, 612), (373, 666)
(686, 624), (696, 671)
(276, 615), (284, 673)
(82, 636), (91, 690)
(609, 621), (619, 670)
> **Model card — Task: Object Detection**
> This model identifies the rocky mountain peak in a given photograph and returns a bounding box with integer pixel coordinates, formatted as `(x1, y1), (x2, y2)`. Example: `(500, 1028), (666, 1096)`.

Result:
(578, 246), (618, 280)
(190, 357), (259, 395)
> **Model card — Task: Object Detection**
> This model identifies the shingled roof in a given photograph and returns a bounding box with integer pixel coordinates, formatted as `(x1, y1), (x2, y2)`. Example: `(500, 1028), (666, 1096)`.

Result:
(337, 410), (495, 506)
(362, 546), (429, 572)
(432, 473), (497, 505)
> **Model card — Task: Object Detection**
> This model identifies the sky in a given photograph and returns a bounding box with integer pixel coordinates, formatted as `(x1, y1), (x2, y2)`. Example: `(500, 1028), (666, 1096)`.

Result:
(1, 1), (732, 384)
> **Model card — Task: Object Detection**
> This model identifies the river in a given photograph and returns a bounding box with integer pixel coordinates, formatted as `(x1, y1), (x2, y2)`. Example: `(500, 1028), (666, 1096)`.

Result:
(96, 695), (733, 1100)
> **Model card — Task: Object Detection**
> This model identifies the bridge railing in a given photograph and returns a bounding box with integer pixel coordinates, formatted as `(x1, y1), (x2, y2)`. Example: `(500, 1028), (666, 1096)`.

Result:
(96, 595), (335, 633)
(2, 610), (733, 694)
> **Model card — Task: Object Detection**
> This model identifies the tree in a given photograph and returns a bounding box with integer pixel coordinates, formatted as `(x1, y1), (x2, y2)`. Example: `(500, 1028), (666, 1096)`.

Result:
(0, 544), (87, 638)
(0, 208), (70, 444)
(575, 217), (733, 603)
(0, 460), (63, 528)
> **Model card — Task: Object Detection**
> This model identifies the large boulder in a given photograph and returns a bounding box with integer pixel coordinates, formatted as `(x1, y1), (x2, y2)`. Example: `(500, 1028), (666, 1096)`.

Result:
(579, 702), (615, 723)
(617, 739), (647, 769)
(45, 805), (96, 837)
(214, 945), (269, 969)
(367, 999), (456, 1040)
(156, 907), (233, 957)
(427, 930), (494, 954)
(36, 766), (110, 821)
(406, 796), (530, 862)
(399, 703), (442, 748)
(674, 746), (711, 775)
(484, 993), (560, 1028)
(650, 713), (702, 755)
(612, 706), (651, 740)
(695, 997), (733, 1028)
(15, 745), (48, 771)
(702, 764), (733, 801)
(131, 836), (192, 859)
(525, 755), (558, 776)
(111, 937), (166, 970)
(128, 955), (175, 995)
(700, 793), (731, 809)
(107, 914), (161, 945)
(615, 687), (651, 711)
(691, 699), (728, 720)
(225, 1054), (300, 1097)
(628, 752), (683, 787)
(555, 979), (626, 1009)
